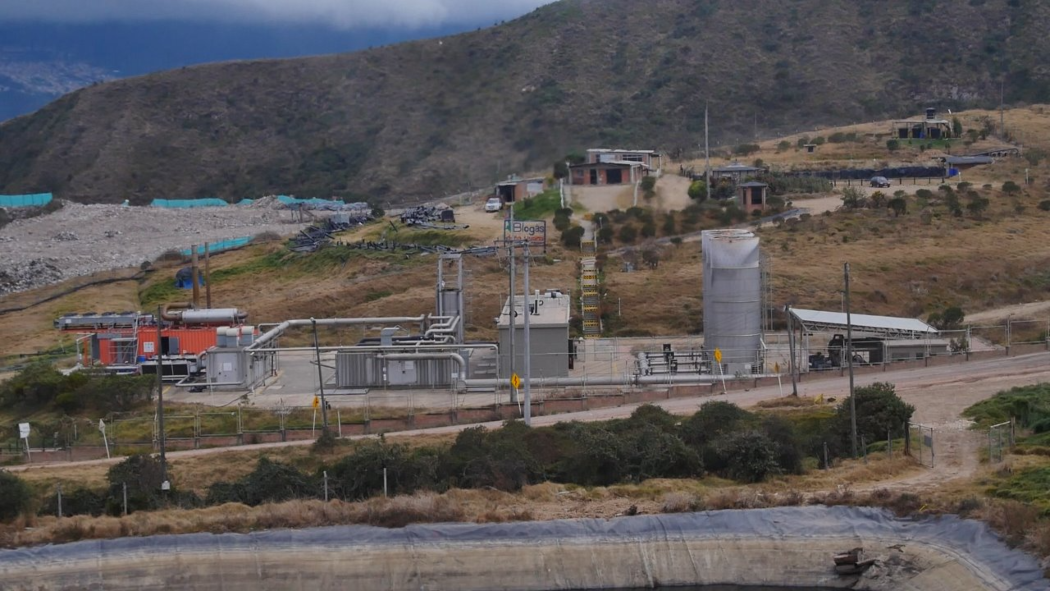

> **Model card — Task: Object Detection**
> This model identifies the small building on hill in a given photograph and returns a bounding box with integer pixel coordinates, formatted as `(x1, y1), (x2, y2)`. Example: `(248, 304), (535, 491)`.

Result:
(711, 162), (766, 184)
(738, 182), (769, 214)
(570, 161), (649, 186)
(893, 108), (955, 140)
(585, 149), (662, 170)
(495, 176), (548, 203)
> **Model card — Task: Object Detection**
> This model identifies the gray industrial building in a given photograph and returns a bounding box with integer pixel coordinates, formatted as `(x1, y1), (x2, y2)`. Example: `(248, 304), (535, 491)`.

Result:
(498, 290), (571, 379)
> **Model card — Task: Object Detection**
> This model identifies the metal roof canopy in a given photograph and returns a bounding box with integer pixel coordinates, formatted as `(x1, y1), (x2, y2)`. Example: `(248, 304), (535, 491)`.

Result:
(790, 308), (938, 338)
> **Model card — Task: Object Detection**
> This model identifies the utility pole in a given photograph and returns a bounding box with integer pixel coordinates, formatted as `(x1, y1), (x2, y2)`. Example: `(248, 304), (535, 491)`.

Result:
(786, 305), (798, 397)
(154, 306), (167, 487)
(204, 243), (212, 309)
(508, 205), (517, 404)
(311, 318), (329, 432)
(523, 245), (532, 426)
(844, 264), (858, 459)
(705, 102), (712, 202)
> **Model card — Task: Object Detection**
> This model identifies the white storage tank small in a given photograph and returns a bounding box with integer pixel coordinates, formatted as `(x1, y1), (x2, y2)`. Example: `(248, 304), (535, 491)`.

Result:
(216, 326), (230, 348)
(239, 326), (255, 347)
(702, 229), (763, 374)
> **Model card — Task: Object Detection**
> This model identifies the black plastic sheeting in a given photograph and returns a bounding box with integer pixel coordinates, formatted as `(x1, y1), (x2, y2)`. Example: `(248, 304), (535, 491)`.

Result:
(0, 506), (1044, 590)
(784, 167), (947, 180)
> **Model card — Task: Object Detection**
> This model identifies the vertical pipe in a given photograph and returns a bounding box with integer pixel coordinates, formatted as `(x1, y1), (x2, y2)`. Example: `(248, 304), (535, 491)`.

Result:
(523, 246), (532, 426)
(155, 306), (167, 486)
(705, 102), (712, 202)
(845, 263), (858, 459)
(508, 206), (517, 404)
(191, 246), (200, 309)
(204, 243), (212, 309)
(787, 306), (798, 396)
(312, 318), (328, 432)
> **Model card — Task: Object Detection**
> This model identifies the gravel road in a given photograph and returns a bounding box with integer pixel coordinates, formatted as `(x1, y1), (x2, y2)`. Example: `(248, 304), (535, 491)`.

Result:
(0, 202), (310, 295)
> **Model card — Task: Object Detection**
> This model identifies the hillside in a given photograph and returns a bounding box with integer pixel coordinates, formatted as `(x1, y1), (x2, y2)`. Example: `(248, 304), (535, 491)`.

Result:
(0, 0), (1047, 205)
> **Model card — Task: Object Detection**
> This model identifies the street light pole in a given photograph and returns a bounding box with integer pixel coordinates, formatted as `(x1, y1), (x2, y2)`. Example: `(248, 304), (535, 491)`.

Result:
(523, 245), (532, 426)
(154, 306), (167, 486)
(844, 264), (858, 459)
(508, 206), (517, 404)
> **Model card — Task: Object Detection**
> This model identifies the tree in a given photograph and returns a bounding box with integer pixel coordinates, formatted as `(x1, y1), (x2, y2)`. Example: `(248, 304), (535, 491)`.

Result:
(870, 191), (888, 209)
(777, 140), (792, 152)
(733, 143), (761, 156)
(952, 116), (964, 137)
(714, 430), (782, 483)
(796, 136), (810, 150)
(640, 176), (657, 200)
(662, 213), (677, 236)
(641, 248), (660, 269)
(640, 220), (657, 238)
(618, 224), (638, 243)
(928, 306), (965, 330)
(886, 139), (901, 152)
(888, 196), (907, 217)
(1003, 181), (1022, 194)
(966, 193), (990, 218)
(812, 136), (826, 146)
(553, 161), (569, 179)
(831, 383), (915, 455)
(0, 471), (31, 522)
(688, 180), (708, 201)
(597, 226), (614, 244)
(841, 187), (865, 209)
(560, 225), (585, 248)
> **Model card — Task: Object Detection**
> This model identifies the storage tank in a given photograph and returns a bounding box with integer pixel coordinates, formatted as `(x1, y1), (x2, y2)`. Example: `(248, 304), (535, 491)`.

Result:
(180, 308), (246, 325)
(702, 229), (763, 374)
(216, 326), (230, 348)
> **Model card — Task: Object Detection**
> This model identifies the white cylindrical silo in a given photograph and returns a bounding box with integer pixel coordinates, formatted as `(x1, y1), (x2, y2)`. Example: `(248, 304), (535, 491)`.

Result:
(702, 229), (762, 373)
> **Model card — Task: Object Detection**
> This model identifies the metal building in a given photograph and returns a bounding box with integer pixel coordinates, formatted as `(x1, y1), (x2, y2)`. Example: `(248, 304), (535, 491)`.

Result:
(498, 290), (571, 378)
(702, 229), (763, 374)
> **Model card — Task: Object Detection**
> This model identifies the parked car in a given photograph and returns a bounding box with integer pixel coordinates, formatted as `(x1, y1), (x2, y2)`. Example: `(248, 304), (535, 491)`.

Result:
(869, 176), (891, 188)
(484, 197), (504, 212)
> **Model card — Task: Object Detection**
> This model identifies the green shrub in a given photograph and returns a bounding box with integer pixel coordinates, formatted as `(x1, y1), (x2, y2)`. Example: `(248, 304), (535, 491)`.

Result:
(915, 189), (934, 200)
(714, 430), (782, 483)
(1039, 200), (1050, 212)
(618, 225), (638, 243)
(40, 487), (107, 518)
(777, 140), (792, 152)
(886, 139), (900, 152)
(1003, 181), (1022, 194)
(679, 401), (754, 448)
(662, 213), (677, 236)
(830, 383), (914, 456)
(640, 220), (657, 238)
(688, 180), (708, 201)
(963, 384), (1050, 429)
(0, 471), (32, 521)
(106, 454), (169, 515)
(560, 225), (585, 248)
(597, 226), (614, 244)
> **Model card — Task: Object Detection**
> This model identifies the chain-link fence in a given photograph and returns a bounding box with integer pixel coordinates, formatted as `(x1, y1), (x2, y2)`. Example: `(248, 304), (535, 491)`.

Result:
(909, 423), (935, 468)
(988, 420), (1015, 464)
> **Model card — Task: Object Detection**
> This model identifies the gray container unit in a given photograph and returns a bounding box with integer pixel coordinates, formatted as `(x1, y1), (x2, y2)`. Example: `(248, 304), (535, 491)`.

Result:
(208, 348), (247, 386)
(702, 230), (763, 374)
(335, 352), (454, 389)
(497, 290), (571, 379)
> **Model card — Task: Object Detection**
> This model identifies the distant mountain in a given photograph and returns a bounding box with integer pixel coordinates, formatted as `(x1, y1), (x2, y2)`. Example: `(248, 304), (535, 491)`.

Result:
(1, 0), (1048, 204)
(0, 21), (467, 121)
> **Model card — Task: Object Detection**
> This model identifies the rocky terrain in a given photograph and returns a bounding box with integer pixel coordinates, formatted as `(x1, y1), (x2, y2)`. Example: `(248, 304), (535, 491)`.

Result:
(0, 202), (309, 295)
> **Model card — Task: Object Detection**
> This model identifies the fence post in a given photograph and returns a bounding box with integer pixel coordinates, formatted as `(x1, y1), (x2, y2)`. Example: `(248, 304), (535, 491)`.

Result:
(861, 436), (867, 464)
(337, 408), (342, 438)
(57, 484), (63, 518)
(1006, 318), (1012, 357)
(823, 442), (829, 470)
(323, 471), (329, 502)
(383, 467), (389, 498)
(122, 482), (128, 516)
(887, 428), (892, 459)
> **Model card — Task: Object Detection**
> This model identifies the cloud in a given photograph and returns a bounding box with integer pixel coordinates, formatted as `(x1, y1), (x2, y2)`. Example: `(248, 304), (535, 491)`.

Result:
(0, 0), (555, 29)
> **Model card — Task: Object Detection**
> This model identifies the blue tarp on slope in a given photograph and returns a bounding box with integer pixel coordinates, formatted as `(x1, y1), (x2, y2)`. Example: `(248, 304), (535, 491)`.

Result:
(0, 193), (53, 208)
(151, 198), (229, 208)
(180, 237), (254, 257)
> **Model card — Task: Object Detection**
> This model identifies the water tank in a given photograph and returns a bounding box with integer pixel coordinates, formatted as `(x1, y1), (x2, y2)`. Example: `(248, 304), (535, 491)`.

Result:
(216, 326), (230, 348)
(702, 230), (762, 372)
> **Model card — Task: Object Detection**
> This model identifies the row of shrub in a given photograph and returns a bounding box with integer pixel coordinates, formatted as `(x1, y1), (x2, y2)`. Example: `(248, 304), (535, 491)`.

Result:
(0, 384), (915, 521)
(0, 361), (154, 414)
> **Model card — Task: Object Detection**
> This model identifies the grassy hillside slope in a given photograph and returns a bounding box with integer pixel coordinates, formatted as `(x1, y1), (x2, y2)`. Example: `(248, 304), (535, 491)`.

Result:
(0, 0), (1047, 204)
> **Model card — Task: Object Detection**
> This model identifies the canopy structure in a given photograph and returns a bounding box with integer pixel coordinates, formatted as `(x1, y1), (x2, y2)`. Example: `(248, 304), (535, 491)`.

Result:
(790, 308), (938, 339)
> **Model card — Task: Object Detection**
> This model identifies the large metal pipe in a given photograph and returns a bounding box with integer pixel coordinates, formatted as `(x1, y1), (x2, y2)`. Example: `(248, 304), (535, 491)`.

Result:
(249, 316), (429, 351)
(463, 374), (716, 388)
(377, 352), (468, 389)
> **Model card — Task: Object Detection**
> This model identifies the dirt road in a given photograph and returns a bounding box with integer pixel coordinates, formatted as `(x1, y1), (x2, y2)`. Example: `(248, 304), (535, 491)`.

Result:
(12, 352), (1049, 485)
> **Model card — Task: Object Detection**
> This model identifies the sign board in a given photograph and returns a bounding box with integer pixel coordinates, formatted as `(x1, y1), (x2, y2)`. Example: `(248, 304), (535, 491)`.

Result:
(312, 396), (320, 409)
(774, 362), (780, 374)
(98, 419), (106, 434)
(510, 373), (522, 390)
(18, 422), (30, 439)
(713, 348), (723, 364)
(143, 341), (155, 354)
(503, 220), (547, 251)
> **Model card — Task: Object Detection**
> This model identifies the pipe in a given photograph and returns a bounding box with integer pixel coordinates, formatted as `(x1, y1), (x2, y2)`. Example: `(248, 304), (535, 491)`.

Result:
(161, 302), (193, 322)
(248, 316), (428, 351)
(424, 315), (460, 339)
(463, 374), (716, 388)
(191, 246), (200, 309)
(379, 352), (467, 391)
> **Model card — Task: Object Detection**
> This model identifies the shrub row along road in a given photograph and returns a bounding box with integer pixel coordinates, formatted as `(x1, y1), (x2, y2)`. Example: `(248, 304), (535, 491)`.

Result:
(11, 352), (1050, 493)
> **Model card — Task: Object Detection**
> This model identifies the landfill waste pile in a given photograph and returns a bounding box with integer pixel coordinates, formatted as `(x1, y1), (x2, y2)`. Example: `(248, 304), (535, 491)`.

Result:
(289, 215), (373, 253)
(0, 201), (309, 295)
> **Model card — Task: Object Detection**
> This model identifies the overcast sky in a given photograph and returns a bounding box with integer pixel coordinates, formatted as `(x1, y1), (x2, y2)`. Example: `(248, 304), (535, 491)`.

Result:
(0, 0), (556, 29)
